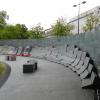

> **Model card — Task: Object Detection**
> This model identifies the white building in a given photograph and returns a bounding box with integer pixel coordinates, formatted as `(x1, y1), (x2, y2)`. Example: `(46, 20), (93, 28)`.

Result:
(69, 6), (100, 34)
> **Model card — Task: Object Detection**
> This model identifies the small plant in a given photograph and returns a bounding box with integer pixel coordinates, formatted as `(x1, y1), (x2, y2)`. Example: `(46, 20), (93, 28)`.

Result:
(0, 63), (6, 75)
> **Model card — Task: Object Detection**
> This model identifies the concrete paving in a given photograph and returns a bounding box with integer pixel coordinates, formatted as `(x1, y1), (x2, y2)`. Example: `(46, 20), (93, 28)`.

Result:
(0, 55), (94, 100)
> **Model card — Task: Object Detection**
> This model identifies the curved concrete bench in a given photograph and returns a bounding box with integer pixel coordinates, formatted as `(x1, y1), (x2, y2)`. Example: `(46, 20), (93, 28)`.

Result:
(30, 44), (100, 92)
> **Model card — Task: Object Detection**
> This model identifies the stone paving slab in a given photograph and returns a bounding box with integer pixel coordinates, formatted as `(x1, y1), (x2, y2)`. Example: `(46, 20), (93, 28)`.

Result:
(0, 55), (94, 100)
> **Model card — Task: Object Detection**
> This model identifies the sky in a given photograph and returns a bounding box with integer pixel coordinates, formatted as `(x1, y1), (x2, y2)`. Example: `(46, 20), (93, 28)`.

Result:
(0, 0), (100, 30)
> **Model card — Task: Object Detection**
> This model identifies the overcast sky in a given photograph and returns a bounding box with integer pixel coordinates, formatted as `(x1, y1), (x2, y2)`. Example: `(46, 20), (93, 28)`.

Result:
(0, 0), (100, 30)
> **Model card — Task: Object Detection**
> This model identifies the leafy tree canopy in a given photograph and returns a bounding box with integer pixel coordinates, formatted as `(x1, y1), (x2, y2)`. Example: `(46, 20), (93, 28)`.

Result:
(28, 23), (45, 39)
(0, 10), (9, 29)
(52, 17), (74, 37)
(0, 24), (29, 39)
(83, 14), (100, 32)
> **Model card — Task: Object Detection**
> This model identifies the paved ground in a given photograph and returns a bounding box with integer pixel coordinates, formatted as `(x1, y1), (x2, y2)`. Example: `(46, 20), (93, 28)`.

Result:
(0, 55), (94, 100)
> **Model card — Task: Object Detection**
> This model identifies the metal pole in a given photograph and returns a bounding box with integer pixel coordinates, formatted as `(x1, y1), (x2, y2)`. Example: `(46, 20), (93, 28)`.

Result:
(73, 1), (86, 34)
(78, 0), (80, 34)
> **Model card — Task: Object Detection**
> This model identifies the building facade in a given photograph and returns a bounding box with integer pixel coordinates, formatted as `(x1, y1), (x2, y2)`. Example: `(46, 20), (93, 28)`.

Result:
(69, 6), (100, 34)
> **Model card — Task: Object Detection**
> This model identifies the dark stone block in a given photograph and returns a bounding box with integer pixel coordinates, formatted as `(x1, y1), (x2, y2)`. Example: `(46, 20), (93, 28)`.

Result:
(23, 64), (34, 73)
(34, 62), (37, 70)
(23, 60), (38, 73)
(5, 56), (9, 61)
(11, 55), (16, 61)
(27, 60), (38, 70)
(5, 55), (16, 61)
(94, 89), (100, 100)
(93, 77), (100, 89)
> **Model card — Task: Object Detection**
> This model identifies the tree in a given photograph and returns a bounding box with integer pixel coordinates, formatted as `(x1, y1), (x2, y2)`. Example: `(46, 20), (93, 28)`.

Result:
(28, 23), (45, 39)
(0, 24), (29, 39)
(52, 17), (74, 37)
(15, 24), (28, 39)
(83, 14), (100, 32)
(0, 25), (17, 39)
(0, 11), (9, 29)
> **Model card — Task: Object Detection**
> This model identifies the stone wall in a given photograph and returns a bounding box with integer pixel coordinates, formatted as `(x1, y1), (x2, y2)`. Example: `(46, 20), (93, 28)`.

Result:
(0, 26), (100, 67)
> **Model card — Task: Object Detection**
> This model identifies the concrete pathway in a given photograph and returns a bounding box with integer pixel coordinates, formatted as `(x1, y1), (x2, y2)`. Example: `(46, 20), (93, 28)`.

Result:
(0, 55), (94, 100)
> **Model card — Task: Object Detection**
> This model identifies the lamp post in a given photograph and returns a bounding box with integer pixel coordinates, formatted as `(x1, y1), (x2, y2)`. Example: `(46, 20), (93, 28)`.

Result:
(73, 0), (86, 34)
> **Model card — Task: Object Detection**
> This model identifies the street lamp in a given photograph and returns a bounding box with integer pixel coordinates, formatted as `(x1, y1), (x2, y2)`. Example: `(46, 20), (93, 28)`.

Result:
(73, 0), (86, 34)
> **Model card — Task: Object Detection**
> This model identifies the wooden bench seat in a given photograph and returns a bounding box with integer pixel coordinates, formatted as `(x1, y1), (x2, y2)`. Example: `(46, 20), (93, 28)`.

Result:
(46, 48), (59, 62)
(77, 57), (90, 75)
(69, 50), (82, 71)
(74, 51), (87, 70)
(75, 60), (84, 70)
(60, 48), (78, 66)
(81, 71), (96, 89)
(80, 64), (93, 79)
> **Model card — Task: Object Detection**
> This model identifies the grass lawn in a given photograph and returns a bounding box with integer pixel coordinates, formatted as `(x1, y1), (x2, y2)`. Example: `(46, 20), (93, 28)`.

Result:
(0, 63), (6, 75)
